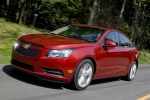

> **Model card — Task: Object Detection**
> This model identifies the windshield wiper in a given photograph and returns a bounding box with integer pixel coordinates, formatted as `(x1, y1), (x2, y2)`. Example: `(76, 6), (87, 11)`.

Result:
(49, 33), (57, 35)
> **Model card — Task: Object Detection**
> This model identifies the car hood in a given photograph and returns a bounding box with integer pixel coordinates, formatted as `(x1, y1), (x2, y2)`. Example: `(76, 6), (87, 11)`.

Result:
(19, 34), (94, 48)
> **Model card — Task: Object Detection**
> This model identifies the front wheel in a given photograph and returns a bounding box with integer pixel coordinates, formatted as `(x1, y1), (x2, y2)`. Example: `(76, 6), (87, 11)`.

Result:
(124, 61), (137, 81)
(71, 59), (94, 90)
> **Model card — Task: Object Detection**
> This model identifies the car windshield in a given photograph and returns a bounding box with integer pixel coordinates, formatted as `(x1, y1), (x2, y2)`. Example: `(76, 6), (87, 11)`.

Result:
(51, 25), (105, 42)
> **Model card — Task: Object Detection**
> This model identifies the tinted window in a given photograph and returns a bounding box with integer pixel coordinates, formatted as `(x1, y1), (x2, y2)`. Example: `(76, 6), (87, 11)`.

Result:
(51, 25), (105, 42)
(119, 33), (133, 47)
(105, 31), (119, 46)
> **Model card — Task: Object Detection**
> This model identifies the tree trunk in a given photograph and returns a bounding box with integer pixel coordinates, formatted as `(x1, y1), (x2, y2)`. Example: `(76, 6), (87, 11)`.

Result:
(6, 0), (10, 7)
(18, 1), (26, 24)
(19, 8), (24, 24)
(23, 0), (31, 24)
(133, 0), (142, 45)
(119, 0), (126, 18)
(88, 0), (99, 25)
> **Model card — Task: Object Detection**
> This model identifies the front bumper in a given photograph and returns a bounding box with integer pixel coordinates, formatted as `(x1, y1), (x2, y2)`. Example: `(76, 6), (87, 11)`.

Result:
(11, 51), (77, 83)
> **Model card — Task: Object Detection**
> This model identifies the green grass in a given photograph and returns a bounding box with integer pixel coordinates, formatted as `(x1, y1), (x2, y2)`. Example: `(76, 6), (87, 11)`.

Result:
(0, 18), (150, 64)
(139, 50), (150, 64)
(0, 18), (48, 64)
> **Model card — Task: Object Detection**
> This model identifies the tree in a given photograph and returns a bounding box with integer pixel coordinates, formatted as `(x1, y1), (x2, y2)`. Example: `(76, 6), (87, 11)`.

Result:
(88, 0), (99, 25)
(133, 0), (150, 49)
(119, 0), (127, 19)
(0, 0), (149, 49)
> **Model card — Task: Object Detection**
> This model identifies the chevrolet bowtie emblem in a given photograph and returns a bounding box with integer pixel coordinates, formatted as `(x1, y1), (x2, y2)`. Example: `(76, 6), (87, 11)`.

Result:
(22, 44), (30, 49)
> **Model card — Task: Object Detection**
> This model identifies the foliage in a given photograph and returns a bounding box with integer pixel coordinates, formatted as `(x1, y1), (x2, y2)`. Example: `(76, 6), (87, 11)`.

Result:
(36, 0), (91, 30)
(97, 0), (150, 50)
(139, 50), (150, 64)
(0, 18), (47, 63)
(0, 0), (91, 30)
(0, 0), (149, 49)
(0, 19), (150, 64)
(124, 0), (150, 49)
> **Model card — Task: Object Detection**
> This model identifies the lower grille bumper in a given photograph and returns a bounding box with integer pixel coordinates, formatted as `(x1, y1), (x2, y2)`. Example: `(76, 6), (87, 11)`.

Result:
(44, 68), (64, 76)
(11, 59), (34, 72)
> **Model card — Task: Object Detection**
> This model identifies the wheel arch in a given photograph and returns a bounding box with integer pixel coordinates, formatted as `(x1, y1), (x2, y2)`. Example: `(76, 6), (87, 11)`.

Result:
(127, 59), (138, 73)
(134, 59), (138, 68)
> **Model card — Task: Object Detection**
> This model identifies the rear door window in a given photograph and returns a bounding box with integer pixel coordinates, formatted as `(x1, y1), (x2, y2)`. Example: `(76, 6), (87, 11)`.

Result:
(118, 33), (133, 48)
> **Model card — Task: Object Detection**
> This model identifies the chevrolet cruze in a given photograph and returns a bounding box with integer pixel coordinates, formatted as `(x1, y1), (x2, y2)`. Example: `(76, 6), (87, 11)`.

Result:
(11, 24), (139, 90)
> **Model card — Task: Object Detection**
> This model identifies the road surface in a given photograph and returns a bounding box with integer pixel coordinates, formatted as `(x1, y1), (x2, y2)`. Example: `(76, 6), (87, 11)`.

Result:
(0, 64), (150, 100)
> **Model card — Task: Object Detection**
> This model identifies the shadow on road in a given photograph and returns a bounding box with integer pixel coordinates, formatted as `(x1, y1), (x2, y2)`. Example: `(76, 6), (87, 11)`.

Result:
(91, 77), (121, 86)
(2, 65), (69, 90)
(2, 65), (121, 90)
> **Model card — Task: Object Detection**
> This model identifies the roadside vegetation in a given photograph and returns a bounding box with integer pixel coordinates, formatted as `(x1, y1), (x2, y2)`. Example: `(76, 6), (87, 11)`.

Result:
(0, 18), (149, 64)
(0, 0), (149, 64)
(0, 18), (48, 63)
(1, 0), (149, 50)
(139, 50), (150, 64)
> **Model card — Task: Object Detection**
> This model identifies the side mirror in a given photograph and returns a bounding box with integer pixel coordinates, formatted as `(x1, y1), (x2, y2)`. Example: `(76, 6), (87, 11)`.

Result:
(103, 40), (117, 47)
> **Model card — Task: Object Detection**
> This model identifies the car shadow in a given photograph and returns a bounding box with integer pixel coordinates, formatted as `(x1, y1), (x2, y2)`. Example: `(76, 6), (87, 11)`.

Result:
(2, 65), (69, 90)
(2, 65), (122, 90)
(91, 77), (121, 85)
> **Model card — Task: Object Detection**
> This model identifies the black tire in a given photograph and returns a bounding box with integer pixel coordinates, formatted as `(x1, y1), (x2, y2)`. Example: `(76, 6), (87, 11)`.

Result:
(71, 59), (94, 90)
(124, 61), (137, 81)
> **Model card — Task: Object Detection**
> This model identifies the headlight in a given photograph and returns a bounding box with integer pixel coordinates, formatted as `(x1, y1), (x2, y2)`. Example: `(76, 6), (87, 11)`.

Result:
(14, 42), (19, 49)
(47, 49), (75, 58)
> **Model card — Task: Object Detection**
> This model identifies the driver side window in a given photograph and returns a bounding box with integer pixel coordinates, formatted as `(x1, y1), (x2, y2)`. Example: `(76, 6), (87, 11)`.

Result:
(105, 31), (119, 46)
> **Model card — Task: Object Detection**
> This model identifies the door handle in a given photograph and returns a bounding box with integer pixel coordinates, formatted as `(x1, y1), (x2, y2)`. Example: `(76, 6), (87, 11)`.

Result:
(116, 53), (121, 56)
(129, 52), (133, 55)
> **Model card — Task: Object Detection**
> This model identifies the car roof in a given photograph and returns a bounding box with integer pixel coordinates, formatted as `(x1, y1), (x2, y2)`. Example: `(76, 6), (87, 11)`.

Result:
(71, 24), (115, 31)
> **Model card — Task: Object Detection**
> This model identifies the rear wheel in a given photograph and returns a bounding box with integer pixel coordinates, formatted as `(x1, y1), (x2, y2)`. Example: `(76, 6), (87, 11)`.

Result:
(124, 61), (137, 81)
(71, 59), (94, 90)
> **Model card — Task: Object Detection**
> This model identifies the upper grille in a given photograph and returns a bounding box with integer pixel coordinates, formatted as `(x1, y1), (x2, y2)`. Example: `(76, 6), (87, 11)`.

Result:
(15, 46), (41, 57)
(14, 40), (43, 57)
(19, 40), (44, 48)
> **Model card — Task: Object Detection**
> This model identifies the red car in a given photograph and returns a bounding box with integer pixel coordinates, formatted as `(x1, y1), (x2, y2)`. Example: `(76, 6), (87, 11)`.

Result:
(11, 24), (139, 90)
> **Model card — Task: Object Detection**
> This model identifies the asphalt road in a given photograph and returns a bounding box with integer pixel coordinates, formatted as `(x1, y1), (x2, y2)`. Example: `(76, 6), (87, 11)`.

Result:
(0, 64), (150, 100)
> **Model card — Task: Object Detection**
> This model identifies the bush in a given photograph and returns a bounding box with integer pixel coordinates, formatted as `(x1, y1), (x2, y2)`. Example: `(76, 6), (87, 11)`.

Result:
(139, 50), (150, 64)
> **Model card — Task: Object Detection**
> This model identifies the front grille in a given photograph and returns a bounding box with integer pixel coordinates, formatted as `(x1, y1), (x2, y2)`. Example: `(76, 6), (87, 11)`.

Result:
(12, 59), (34, 72)
(15, 46), (41, 57)
(19, 40), (44, 48)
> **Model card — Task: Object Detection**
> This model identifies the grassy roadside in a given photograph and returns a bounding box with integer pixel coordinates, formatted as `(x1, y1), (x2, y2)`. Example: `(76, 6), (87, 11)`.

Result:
(0, 18), (48, 64)
(139, 50), (150, 64)
(0, 18), (150, 64)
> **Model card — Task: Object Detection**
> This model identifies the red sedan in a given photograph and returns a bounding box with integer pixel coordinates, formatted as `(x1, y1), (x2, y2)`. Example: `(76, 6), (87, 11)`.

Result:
(11, 24), (139, 90)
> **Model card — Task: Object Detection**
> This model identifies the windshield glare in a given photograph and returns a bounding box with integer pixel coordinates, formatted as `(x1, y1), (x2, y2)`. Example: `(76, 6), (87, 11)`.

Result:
(51, 25), (105, 42)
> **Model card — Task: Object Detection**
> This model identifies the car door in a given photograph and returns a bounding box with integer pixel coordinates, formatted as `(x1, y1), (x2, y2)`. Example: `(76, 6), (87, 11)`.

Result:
(117, 32), (135, 74)
(95, 31), (123, 79)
